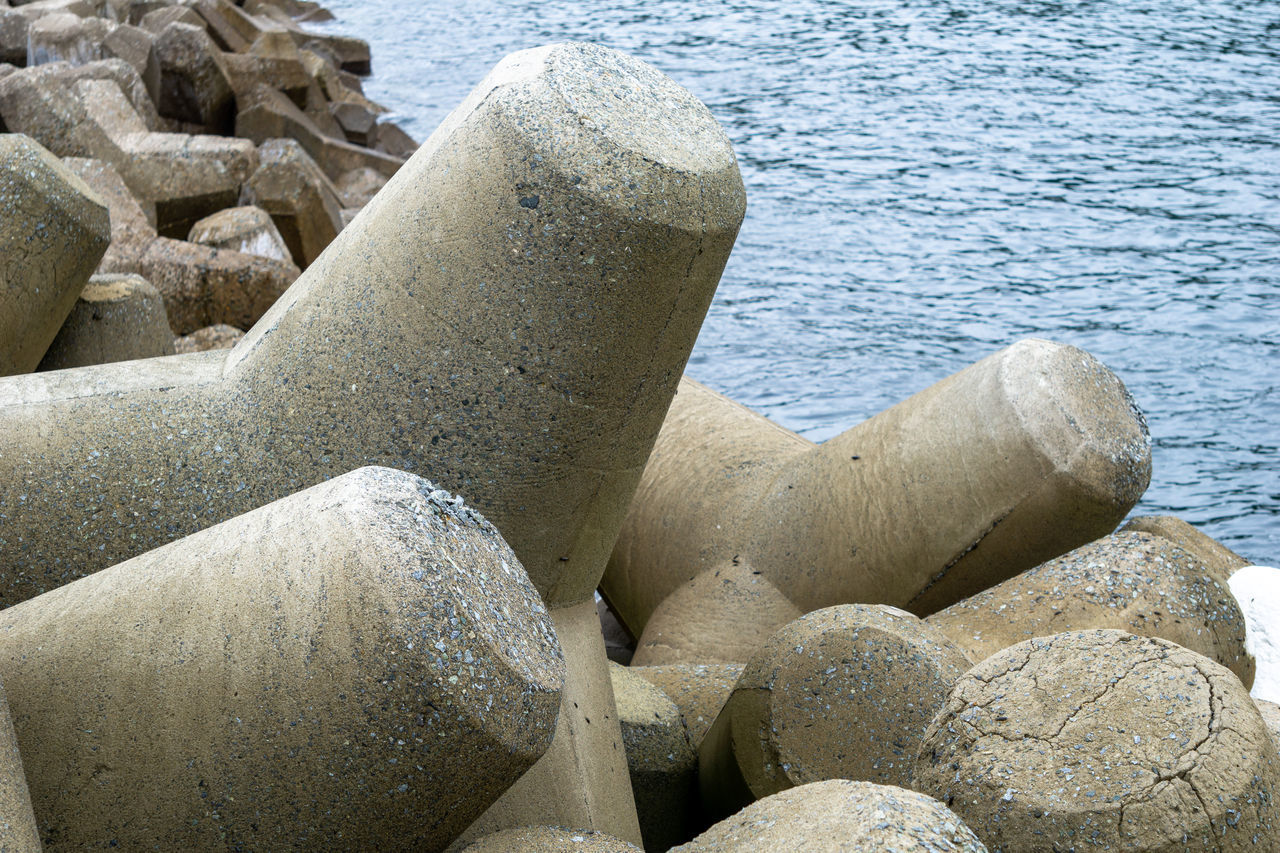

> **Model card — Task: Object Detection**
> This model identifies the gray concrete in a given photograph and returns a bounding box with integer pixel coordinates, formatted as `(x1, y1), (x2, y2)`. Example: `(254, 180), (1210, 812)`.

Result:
(37, 273), (174, 370)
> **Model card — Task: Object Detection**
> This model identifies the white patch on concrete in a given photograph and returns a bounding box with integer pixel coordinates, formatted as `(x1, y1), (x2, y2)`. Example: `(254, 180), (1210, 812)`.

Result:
(1228, 565), (1280, 703)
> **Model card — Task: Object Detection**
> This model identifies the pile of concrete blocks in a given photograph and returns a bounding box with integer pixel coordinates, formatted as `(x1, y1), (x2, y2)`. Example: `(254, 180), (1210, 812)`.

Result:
(2, 10), (1276, 853)
(0, 0), (418, 361)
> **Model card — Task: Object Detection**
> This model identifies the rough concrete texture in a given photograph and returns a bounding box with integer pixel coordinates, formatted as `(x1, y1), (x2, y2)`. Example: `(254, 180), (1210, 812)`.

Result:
(926, 530), (1255, 689)
(631, 663), (744, 750)
(375, 118), (418, 157)
(37, 273), (175, 370)
(0, 64), (124, 161)
(188, 203), (291, 261)
(238, 136), (343, 267)
(336, 164), (387, 207)
(460, 599), (643, 847)
(597, 594), (635, 664)
(45, 57), (165, 131)
(700, 604), (971, 820)
(0, 681), (39, 852)
(172, 321), (242, 353)
(0, 133), (109, 375)
(26, 11), (111, 65)
(0, 11), (28, 66)
(100, 23), (162, 108)
(604, 338), (1152, 643)
(671, 779), (988, 852)
(609, 662), (698, 851)
(0, 466), (565, 851)
(457, 826), (642, 852)
(630, 562), (801, 666)
(1120, 514), (1250, 586)
(61, 155), (156, 270)
(1229, 565), (1280, 703)
(153, 22), (234, 133)
(913, 629), (1280, 852)
(1258, 698), (1280, 754)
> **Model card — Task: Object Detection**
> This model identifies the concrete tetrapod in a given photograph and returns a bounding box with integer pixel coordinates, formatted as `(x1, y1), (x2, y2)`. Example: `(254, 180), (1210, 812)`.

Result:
(0, 42), (745, 842)
(925, 530), (1255, 688)
(912, 629), (1280, 852)
(457, 827), (642, 852)
(603, 339), (1152, 658)
(0, 466), (565, 852)
(0, 133), (109, 376)
(0, 681), (39, 853)
(699, 604), (972, 822)
(671, 779), (988, 852)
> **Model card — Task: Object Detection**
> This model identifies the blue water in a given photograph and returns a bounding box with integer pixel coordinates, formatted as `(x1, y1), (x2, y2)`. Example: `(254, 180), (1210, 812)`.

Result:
(309, 0), (1279, 564)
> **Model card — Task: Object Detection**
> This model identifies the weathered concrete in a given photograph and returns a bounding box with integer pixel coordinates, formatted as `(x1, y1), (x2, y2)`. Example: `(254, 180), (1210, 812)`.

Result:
(913, 629), (1280, 851)
(0, 133), (109, 375)
(173, 322), (242, 353)
(926, 530), (1254, 688)
(630, 663), (743, 749)
(37, 273), (174, 370)
(1259, 698), (1280, 754)
(700, 604), (971, 821)
(61, 155), (155, 270)
(1120, 514), (1250, 584)
(26, 11), (111, 66)
(153, 21), (234, 132)
(457, 827), (642, 852)
(188, 204), (291, 262)
(671, 779), (988, 852)
(604, 339), (1152, 645)
(0, 466), (564, 851)
(100, 23), (161, 108)
(0, 42), (744, 840)
(0, 681), (39, 852)
(610, 662), (697, 851)
(336, 164), (387, 207)
(238, 137), (342, 267)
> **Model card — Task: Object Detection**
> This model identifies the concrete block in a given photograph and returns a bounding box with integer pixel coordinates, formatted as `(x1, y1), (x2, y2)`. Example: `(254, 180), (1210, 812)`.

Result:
(330, 99), (375, 146)
(1120, 514), (1251, 581)
(37, 273), (174, 369)
(136, 235), (299, 334)
(913, 629), (1280, 851)
(60, 155), (156, 271)
(699, 604), (971, 822)
(375, 118), (417, 158)
(43, 56), (164, 130)
(173, 321), (242, 353)
(672, 779), (987, 852)
(220, 49), (310, 106)
(138, 4), (201, 34)
(457, 827), (641, 852)
(0, 64), (124, 159)
(0, 9), (27, 65)
(0, 133), (109, 375)
(188, 204), (291, 262)
(335, 164), (386, 208)
(925, 529), (1254, 688)
(610, 662), (697, 851)
(100, 23), (161, 108)
(0, 681), (38, 852)
(238, 136), (342, 267)
(604, 339), (1153, 648)
(154, 21), (234, 133)
(0, 43), (745, 840)
(630, 663), (743, 749)
(26, 10), (111, 65)
(0, 466), (565, 851)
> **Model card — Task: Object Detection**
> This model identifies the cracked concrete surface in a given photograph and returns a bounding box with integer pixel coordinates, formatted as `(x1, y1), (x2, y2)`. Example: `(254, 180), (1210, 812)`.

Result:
(912, 629), (1280, 851)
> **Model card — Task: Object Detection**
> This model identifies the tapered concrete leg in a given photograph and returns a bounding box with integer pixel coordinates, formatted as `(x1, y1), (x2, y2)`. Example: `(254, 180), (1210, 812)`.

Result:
(0, 683), (39, 852)
(604, 338), (1153, 639)
(0, 467), (564, 852)
(458, 598), (643, 848)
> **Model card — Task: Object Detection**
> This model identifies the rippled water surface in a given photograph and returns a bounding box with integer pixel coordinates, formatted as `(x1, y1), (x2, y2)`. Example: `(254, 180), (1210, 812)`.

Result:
(312, 0), (1279, 563)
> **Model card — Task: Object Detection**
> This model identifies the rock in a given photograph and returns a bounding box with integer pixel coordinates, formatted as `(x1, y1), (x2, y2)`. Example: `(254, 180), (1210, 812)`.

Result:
(700, 604), (971, 821)
(630, 663), (743, 749)
(188, 204), (291, 262)
(153, 21), (234, 134)
(913, 629), (1280, 851)
(672, 779), (987, 852)
(0, 43), (745, 842)
(172, 322), (242, 353)
(136, 235), (299, 334)
(610, 663), (697, 851)
(0, 466), (565, 851)
(457, 827), (641, 852)
(603, 339), (1153, 651)
(1228, 565), (1280, 703)
(0, 133), (109, 375)
(238, 136), (342, 267)
(37, 273), (174, 369)
(926, 530), (1255, 689)
(26, 11), (112, 66)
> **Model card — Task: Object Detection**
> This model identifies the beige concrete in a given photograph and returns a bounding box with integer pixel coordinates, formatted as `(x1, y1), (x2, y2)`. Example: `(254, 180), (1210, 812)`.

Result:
(0, 466), (564, 851)
(700, 604), (971, 822)
(1120, 514), (1251, 584)
(609, 663), (697, 851)
(238, 137), (343, 267)
(1259, 698), (1280, 754)
(153, 22), (234, 133)
(173, 322), (243, 353)
(0, 43), (744, 839)
(926, 530), (1254, 688)
(0, 133), (109, 375)
(37, 273), (175, 370)
(188, 204), (292, 262)
(0, 681), (39, 852)
(671, 779), (987, 852)
(604, 339), (1152, 644)
(460, 599), (643, 847)
(100, 23), (161, 109)
(61, 155), (156, 271)
(630, 663), (744, 749)
(457, 827), (641, 852)
(913, 629), (1280, 851)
